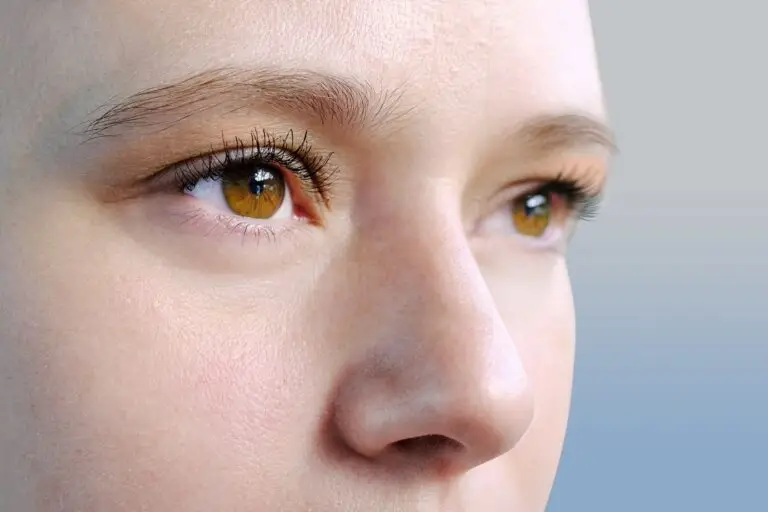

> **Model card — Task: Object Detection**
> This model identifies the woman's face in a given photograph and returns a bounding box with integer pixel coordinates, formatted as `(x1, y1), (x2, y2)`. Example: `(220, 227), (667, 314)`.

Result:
(0, 0), (610, 510)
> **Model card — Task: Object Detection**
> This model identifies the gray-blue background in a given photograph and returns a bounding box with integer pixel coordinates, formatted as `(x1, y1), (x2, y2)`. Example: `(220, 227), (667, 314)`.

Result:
(549, 1), (767, 510)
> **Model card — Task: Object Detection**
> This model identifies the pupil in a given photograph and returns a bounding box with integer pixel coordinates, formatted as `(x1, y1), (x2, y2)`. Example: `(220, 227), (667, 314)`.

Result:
(248, 179), (265, 195)
(248, 166), (278, 195)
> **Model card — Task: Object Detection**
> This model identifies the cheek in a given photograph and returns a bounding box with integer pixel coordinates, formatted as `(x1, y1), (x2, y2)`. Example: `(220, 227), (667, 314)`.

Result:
(479, 251), (575, 507)
(0, 201), (326, 508)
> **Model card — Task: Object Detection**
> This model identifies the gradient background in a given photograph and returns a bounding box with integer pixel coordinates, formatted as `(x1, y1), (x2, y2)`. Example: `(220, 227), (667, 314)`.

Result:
(548, 1), (767, 510)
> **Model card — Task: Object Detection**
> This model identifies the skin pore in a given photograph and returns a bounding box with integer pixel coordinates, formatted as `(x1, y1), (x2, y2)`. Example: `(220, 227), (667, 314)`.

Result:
(0, 1), (611, 511)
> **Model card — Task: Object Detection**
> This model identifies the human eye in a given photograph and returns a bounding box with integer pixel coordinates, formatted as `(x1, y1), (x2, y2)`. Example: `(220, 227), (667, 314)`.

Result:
(477, 171), (603, 250)
(143, 129), (336, 244)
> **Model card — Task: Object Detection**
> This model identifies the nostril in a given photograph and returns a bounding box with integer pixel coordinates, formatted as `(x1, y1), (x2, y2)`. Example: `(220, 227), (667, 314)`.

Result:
(392, 434), (464, 457)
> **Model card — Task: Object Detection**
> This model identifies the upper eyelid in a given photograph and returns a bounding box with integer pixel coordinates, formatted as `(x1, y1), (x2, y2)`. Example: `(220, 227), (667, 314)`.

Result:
(105, 109), (608, 222)
(475, 176), (601, 222)
(138, 130), (327, 183)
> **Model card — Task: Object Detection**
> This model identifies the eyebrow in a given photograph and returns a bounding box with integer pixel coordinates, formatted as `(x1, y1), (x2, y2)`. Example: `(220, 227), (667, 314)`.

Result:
(80, 67), (410, 140)
(514, 113), (616, 155)
(80, 67), (615, 154)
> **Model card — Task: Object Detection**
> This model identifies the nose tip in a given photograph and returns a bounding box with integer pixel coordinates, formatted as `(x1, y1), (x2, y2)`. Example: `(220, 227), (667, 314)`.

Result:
(331, 352), (535, 477)
(328, 215), (536, 478)
(448, 377), (536, 465)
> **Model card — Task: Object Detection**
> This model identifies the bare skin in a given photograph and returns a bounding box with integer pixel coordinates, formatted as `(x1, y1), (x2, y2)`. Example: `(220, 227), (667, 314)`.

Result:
(0, 1), (611, 510)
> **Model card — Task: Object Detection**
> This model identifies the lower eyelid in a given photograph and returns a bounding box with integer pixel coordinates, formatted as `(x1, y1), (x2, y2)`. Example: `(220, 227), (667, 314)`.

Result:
(166, 199), (308, 244)
(113, 193), (322, 274)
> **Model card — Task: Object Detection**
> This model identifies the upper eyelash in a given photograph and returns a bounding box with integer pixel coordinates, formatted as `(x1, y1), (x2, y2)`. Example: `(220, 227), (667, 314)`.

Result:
(172, 129), (337, 206)
(162, 132), (601, 227)
(534, 172), (603, 221)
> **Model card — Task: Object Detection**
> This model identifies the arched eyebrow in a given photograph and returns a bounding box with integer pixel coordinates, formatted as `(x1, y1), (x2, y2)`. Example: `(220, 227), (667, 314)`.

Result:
(514, 113), (616, 155)
(79, 67), (615, 155)
(80, 67), (412, 141)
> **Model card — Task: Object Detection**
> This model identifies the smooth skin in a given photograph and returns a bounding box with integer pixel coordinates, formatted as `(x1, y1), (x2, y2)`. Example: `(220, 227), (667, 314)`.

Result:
(0, 1), (610, 510)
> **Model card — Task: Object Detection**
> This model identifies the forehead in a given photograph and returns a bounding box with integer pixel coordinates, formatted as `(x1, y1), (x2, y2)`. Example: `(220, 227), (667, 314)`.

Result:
(2, 0), (604, 142)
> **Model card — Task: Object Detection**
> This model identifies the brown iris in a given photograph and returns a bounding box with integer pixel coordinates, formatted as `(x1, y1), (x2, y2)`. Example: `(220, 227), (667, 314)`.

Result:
(221, 165), (286, 219)
(511, 192), (552, 237)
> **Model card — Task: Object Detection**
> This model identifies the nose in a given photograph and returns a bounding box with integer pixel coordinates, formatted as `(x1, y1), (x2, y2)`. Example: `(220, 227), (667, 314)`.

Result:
(331, 227), (535, 478)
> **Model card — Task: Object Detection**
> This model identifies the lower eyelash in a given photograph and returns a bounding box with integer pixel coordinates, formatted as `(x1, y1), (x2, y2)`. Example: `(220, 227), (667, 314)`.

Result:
(170, 207), (299, 246)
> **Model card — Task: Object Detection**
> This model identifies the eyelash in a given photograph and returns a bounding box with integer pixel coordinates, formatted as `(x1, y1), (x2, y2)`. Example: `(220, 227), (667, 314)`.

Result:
(172, 129), (337, 207)
(163, 129), (601, 240)
(532, 173), (602, 223)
